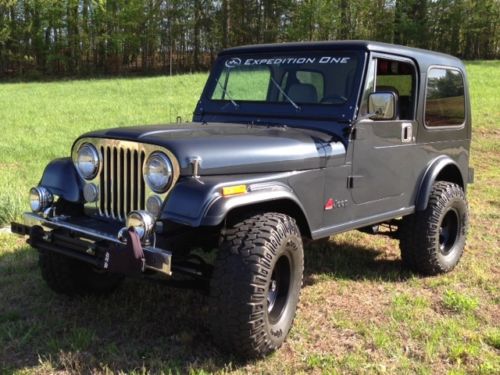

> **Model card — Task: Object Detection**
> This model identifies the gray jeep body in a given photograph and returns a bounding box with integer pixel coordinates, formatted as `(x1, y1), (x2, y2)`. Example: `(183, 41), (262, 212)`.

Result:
(13, 40), (472, 281)
(11, 40), (473, 358)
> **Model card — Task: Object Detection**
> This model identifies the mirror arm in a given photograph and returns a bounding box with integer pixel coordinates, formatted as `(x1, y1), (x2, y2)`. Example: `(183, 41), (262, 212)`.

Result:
(351, 112), (376, 127)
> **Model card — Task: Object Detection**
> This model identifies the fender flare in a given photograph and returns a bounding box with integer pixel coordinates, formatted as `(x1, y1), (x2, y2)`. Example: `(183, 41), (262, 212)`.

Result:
(415, 156), (464, 211)
(39, 158), (83, 202)
(202, 183), (310, 228)
(162, 178), (311, 232)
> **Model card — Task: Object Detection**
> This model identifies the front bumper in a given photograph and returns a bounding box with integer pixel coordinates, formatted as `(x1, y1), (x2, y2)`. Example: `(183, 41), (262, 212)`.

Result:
(11, 212), (172, 276)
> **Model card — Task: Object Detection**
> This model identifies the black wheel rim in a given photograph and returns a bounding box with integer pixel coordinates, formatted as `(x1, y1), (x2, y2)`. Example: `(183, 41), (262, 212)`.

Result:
(439, 208), (460, 255)
(267, 255), (291, 324)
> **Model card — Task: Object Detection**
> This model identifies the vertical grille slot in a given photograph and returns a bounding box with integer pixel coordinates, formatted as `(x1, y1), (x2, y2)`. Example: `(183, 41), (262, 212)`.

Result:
(98, 145), (145, 221)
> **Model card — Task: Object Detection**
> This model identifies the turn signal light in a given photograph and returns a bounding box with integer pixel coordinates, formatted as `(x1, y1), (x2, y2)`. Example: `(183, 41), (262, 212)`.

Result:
(221, 185), (247, 196)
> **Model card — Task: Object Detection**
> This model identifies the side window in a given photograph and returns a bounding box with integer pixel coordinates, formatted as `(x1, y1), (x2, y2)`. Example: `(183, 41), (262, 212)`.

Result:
(375, 59), (416, 120)
(360, 58), (416, 120)
(425, 68), (465, 127)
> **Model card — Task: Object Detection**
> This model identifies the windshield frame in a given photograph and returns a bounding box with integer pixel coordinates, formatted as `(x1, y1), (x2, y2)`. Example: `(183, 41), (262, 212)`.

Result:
(198, 50), (366, 122)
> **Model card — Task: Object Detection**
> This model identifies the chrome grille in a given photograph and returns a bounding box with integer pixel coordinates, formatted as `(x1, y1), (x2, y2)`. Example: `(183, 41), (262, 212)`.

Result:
(99, 145), (146, 221)
(74, 138), (180, 222)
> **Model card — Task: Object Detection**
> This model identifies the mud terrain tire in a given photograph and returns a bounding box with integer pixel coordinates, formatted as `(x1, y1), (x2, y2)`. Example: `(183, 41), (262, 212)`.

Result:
(209, 212), (304, 359)
(400, 181), (468, 275)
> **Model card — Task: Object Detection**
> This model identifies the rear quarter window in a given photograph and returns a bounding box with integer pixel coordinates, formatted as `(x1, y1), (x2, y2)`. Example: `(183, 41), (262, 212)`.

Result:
(425, 68), (465, 127)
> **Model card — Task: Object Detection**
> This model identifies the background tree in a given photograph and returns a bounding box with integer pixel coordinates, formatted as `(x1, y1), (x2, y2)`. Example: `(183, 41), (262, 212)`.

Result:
(0, 0), (498, 78)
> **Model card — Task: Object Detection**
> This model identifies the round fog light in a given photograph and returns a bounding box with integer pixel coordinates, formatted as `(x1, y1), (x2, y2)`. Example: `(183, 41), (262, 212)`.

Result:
(146, 195), (162, 216)
(83, 183), (99, 202)
(126, 210), (155, 240)
(29, 186), (53, 213)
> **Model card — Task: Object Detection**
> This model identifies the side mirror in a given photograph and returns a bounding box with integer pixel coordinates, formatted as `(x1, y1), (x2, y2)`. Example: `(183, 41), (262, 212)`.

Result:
(368, 92), (397, 120)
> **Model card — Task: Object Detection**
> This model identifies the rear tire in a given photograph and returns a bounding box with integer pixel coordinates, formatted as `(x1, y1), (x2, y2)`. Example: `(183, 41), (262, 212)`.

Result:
(39, 251), (124, 296)
(209, 212), (304, 359)
(400, 181), (468, 275)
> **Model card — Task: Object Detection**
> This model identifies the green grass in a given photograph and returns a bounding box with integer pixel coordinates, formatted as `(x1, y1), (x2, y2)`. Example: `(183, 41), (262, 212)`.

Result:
(0, 61), (499, 374)
(442, 290), (479, 314)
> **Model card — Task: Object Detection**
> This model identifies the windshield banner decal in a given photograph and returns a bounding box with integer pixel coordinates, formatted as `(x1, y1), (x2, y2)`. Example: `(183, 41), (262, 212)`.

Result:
(225, 56), (351, 68)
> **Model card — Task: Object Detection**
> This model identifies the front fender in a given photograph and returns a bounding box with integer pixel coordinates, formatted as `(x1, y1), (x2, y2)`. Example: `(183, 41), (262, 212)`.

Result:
(39, 158), (83, 202)
(161, 174), (310, 229)
(202, 182), (308, 227)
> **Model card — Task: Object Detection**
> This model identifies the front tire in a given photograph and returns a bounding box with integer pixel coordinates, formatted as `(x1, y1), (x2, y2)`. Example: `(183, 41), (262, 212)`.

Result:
(400, 181), (468, 275)
(209, 212), (304, 359)
(39, 251), (124, 296)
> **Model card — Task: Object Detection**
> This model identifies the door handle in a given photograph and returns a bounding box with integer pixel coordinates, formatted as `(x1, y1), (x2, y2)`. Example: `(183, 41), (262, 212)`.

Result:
(401, 123), (412, 143)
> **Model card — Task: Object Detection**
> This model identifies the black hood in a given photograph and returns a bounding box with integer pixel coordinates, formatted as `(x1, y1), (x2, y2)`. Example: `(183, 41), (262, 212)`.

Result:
(81, 122), (345, 175)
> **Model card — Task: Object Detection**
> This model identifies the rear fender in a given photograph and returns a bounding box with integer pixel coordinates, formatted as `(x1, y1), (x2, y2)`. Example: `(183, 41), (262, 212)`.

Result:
(416, 156), (465, 211)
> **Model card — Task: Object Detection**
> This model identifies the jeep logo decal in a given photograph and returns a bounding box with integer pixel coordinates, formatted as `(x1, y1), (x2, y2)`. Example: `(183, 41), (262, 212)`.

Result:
(225, 57), (242, 68)
(324, 198), (349, 210)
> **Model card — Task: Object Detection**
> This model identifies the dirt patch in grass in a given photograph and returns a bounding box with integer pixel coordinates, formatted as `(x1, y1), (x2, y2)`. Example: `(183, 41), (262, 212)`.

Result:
(0, 162), (21, 170)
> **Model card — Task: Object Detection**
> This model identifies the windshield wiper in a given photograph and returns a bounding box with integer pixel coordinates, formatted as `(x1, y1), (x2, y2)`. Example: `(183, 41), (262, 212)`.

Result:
(270, 77), (301, 111)
(216, 80), (239, 109)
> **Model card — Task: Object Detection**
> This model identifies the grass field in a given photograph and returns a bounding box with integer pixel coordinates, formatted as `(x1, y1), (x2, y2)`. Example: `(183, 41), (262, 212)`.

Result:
(0, 61), (499, 374)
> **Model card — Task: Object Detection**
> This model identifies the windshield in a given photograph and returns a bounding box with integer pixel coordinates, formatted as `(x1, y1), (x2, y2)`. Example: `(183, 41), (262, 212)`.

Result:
(208, 52), (361, 107)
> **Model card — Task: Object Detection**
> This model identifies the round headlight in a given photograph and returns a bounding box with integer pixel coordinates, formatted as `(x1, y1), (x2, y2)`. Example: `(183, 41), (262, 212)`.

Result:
(76, 143), (99, 180)
(144, 152), (173, 193)
(29, 186), (53, 213)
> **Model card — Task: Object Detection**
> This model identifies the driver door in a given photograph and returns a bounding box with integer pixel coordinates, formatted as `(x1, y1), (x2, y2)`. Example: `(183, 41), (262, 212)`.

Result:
(350, 54), (419, 214)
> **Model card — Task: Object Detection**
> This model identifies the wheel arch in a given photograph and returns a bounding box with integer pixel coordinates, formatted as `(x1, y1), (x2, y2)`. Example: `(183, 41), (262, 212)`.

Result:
(197, 180), (313, 239)
(416, 156), (465, 211)
(163, 177), (313, 238)
(224, 198), (312, 239)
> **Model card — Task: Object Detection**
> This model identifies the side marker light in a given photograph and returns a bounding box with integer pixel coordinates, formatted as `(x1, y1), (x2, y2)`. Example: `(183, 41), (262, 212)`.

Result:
(222, 185), (247, 196)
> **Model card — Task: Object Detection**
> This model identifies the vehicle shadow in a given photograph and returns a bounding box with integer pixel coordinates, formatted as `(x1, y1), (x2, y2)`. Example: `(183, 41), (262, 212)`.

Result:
(303, 236), (412, 285)
(0, 236), (411, 373)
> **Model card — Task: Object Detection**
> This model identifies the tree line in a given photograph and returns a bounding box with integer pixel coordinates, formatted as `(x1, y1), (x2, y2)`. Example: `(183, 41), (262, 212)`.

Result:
(0, 0), (498, 78)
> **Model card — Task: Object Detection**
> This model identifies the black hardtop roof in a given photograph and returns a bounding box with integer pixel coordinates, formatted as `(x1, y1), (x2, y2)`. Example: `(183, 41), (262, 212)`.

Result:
(219, 40), (464, 70)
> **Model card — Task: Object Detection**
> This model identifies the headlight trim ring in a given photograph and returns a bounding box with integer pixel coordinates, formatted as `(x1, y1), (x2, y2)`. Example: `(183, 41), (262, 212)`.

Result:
(143, 151), (173, 194)
(76, 143), (100, 180)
